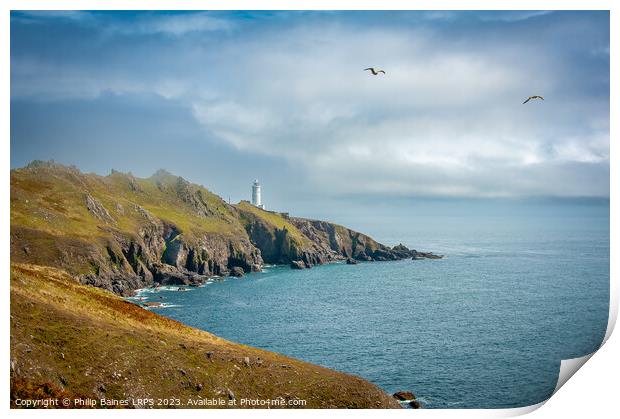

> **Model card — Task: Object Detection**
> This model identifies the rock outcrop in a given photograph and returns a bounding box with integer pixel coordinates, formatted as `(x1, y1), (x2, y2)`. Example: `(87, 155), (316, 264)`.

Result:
(412, 251), (444, 260)
(393, 391), (421, 408)
(290, 260), (306, 270)
(11, 163), (262, 296)
(11, 161), (437, 296)
(237, 203), (425, 267)
(393, 391), (416, 401)
(408, 400), (422, 409)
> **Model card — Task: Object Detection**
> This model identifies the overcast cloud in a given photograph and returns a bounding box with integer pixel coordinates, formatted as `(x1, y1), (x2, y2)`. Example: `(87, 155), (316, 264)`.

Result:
(10, 11), (610, 206)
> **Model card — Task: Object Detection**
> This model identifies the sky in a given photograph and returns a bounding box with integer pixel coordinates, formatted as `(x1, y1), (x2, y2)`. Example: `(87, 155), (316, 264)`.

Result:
(10, 10), (610, 219)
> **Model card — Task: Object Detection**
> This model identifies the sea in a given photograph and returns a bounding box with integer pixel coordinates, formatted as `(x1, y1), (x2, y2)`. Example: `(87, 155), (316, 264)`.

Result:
(129, 198), (610, 408)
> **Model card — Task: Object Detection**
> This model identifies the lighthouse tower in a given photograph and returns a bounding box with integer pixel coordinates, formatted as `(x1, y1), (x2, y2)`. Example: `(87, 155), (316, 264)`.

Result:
(251, 180), (264, 209)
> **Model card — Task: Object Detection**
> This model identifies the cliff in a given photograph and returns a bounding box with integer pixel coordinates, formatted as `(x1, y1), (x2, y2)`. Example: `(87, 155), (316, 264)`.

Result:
(11, 161), (429, 296)
(10, 263), (401, 408)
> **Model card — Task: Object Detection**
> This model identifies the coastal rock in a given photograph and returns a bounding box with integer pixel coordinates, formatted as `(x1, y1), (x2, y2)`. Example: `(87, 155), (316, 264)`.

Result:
(409, 400), (422, 409)
(392, 243), (410, 253)
(412, 251), (444, 260)
(229, 267), (245, 277)
(11, 162), (439, 296)
(355, 251), (372, 261)
(393, 391), (416, 401)
(346, 257), (358, 265)
(143, 301), (162, 308)
(153, 264), (192, 285)
(391, 243), (415, 259)
(290, 260), (306, 270)
(373, 249), (398, 261)
(250, 263), (262, 272)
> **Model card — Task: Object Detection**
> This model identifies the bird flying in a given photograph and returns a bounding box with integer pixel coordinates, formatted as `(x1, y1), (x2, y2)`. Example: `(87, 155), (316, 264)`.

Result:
(364, 67), (386, 75)
(523, 95), (544, 104)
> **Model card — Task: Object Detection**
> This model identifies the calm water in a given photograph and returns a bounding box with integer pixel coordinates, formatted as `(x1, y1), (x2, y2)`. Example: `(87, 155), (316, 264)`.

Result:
(133, 200), (609, 408)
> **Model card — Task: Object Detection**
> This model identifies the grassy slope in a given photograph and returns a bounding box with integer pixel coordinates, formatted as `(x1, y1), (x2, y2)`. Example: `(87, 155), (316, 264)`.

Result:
(11, 164), (377, 276)
(10, 165), (246, 274)
(235, 201), (312, 248)
(11, 166), (241, 239)
(10, 263), (400, 409)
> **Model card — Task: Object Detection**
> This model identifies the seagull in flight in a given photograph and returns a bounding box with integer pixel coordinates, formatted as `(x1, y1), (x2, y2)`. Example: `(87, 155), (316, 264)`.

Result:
(364, 67), (386, 75)
(523, 95), (544, 104)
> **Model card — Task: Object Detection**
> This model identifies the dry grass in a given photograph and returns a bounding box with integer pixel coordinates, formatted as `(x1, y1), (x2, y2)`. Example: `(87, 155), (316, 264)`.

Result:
(10, 263), (400, 409)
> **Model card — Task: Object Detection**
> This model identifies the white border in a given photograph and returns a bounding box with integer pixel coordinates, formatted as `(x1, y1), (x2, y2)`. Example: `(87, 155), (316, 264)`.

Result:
(2, 1), (617, 418)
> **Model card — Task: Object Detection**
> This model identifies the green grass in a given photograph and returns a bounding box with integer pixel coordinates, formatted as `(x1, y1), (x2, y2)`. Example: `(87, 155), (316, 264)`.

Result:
(11, 166), (245, 239)
(10, 165), (253, 273)
(235, 201), (312, 247)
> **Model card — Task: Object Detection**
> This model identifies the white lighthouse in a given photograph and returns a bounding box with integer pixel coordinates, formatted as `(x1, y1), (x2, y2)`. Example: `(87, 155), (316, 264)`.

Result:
(251, 179), (264, 209)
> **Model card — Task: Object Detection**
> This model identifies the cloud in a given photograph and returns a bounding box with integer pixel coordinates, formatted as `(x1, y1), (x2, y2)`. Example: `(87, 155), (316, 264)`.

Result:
(110, 12), (234, 36)
(478, 11), (553, 22)
(12, 10), (93, 22)
(11, 10), (233, 36)
(184, 21), (608, 197)
(591, 45), (610, 57)
(10, 11), (610, 198)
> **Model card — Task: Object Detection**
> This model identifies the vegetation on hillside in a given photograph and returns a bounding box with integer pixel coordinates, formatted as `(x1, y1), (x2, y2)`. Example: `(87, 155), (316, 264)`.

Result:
(235, 201), (311, 247)
(11, 161), (421, 295)
(10, 263), (401, 409)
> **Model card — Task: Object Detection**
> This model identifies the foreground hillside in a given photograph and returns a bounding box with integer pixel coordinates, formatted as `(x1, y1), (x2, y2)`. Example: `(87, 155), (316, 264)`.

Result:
(11, 161), (425, 295)
(10, 263), (401, 409)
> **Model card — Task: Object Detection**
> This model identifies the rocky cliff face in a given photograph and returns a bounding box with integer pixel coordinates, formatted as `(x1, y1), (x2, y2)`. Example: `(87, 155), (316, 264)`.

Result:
(11, 162), (263, 295)
(289, 218), (388, 262)
(11, 161), (433, 296)
(236, 205), (425, 268)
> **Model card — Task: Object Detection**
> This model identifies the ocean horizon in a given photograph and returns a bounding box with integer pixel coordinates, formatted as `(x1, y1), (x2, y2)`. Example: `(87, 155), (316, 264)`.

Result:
(134, 198), (609, 408)
(9, 8), (610, 411)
